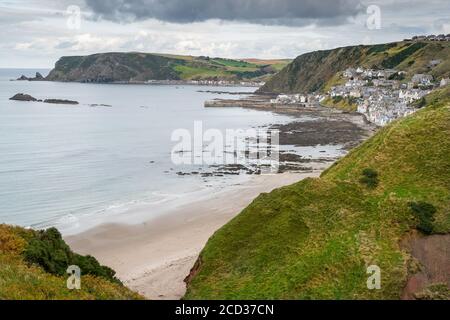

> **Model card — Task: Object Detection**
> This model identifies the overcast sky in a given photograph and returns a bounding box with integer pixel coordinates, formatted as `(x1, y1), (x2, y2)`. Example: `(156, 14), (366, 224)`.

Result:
(1, 0), (449, 68)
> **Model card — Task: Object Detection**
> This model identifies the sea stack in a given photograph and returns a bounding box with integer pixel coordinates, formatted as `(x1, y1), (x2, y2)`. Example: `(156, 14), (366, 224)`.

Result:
(16, 72), (45, 81)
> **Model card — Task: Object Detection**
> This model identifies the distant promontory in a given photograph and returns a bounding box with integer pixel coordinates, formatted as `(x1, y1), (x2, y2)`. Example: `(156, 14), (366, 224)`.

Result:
(44, 52), (290, 84)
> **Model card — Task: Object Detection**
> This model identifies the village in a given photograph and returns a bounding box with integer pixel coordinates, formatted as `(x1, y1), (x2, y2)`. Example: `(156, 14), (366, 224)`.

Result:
(270, 64), (450, 126)
(408, 34), (450, 42)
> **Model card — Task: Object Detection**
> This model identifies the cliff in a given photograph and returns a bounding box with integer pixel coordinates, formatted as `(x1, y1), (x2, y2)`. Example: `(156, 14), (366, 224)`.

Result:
(45, 52), (290, 83)
(258, 41), (450, 93)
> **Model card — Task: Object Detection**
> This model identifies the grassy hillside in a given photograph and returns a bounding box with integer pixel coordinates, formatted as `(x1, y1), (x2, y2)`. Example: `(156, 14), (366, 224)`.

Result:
(46, 52), (291, 83)
(242, 59), (293, 72)
(258, 41), (450, 94)
(184, 88), (450, 299)
(321, 96), (358, 112)
(0, 225), (142, 300)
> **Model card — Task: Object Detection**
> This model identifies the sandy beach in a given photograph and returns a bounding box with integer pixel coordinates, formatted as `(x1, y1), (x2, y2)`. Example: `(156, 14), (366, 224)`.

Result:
(63, 107), (375, 300)
(65, 171), (321, 299)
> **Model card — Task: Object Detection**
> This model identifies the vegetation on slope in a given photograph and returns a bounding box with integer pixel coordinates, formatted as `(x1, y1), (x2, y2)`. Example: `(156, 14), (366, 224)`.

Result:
(184, 88), (450, 299)
(46, 52), (291, 83)
(321, 96), (358, 112)
(258, 41), (450, 94)
(0, 225), (142, 300)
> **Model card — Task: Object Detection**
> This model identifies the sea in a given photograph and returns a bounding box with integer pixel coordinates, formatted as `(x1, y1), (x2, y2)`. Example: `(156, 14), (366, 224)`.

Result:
(0, 68), (350, 235)
(1, 68), (309, 234)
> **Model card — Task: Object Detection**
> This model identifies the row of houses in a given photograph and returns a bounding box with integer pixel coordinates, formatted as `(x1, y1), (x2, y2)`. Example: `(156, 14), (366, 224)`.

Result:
(145, 79), (265, 87)
(408, 34), (450, 42)
(343, 67), (399, 80)
(269, 93), (325, 106)
(330, 67), (437, 125)
(357, 98), (416, 126)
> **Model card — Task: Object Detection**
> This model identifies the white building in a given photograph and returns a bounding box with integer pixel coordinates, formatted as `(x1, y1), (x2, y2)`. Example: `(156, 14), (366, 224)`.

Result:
(411, 74), (433, 85)
(343, 68), (356, 78)
(440, 78), (450, 87)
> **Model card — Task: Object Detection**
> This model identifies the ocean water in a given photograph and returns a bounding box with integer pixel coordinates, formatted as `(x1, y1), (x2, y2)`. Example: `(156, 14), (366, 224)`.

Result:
(0, 68), (299, 233)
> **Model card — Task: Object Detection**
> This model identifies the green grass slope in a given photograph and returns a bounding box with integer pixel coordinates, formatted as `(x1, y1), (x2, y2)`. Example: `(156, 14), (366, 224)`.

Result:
(184, 88), (450, 299)
(258, 41), (450, 94)
(0, 225), (142, 300)
(46, 52), (291, 83)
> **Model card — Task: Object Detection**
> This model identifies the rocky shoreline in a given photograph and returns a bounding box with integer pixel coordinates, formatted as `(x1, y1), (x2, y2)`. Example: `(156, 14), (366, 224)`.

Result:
(173, 95), (377, 178)
(8, 90), (376, 179)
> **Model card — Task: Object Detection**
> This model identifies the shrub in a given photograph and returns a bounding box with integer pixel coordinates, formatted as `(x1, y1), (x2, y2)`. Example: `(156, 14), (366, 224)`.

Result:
(409, 202), (436, 234)
(333, 96), (344, 103)
(0, 225), (27, 255)
(23, 228), (72, 275)
(388, 72), (405, 81)
(23, 227), (121, 284)
(416, 97), (427, 108)
(359, 168), (379, 189)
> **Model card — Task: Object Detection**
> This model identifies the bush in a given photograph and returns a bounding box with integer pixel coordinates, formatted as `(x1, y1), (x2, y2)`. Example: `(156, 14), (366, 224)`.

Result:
(333, 96), (344, 103)
(416, 97), (427, 108)
(23, 228), (72, 275)
(23, 227), (121, 284)
(409, 202), (436, 234)
(388, 72), (405, 81)
(359, 168), (379, 189)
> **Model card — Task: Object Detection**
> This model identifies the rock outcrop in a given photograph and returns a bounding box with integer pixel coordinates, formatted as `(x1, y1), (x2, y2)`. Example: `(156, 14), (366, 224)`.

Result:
(16, 72), (45, 81)
(9, 93), (79, 105)
(9, 93), (37, 101)
(43, 99), (79, 105)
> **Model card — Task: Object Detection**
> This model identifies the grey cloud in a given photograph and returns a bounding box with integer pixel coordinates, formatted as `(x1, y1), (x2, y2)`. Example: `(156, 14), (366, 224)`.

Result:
(84, 0), (364, 25)
(54, 41), (77, 50)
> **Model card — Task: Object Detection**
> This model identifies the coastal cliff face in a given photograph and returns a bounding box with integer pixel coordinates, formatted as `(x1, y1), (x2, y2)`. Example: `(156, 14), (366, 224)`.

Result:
(45, 52), (290, 83)
(258, 41), (450, 93)
(46, 53), (181, 82)
(185, 87), (450, 299)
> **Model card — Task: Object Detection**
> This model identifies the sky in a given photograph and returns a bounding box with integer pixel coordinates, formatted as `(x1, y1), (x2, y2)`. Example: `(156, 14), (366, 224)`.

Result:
(1, 0), (449, 68)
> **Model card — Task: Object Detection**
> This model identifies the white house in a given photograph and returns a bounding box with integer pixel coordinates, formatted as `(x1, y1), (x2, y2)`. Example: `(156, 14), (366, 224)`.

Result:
(411, 74), (433, 85)
(440, 78), (450, 87)
(429, 59), (442, 67)
(343, 68), (356, 78)
(350, 90), (362, 98)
